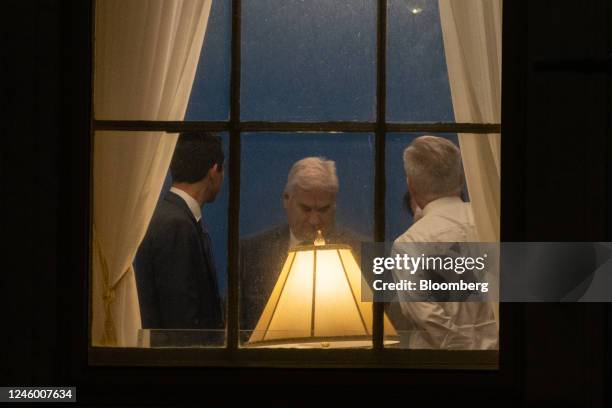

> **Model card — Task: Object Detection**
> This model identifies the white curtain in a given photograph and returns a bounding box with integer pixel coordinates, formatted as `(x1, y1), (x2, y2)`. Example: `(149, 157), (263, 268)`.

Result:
(92, 0), (213, 347)
(439, 0), (502, 243)
(439, 0), (502, 328)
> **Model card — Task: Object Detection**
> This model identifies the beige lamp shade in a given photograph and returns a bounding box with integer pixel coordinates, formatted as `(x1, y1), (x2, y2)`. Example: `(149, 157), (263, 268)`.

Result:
(246, 241), (398, 349)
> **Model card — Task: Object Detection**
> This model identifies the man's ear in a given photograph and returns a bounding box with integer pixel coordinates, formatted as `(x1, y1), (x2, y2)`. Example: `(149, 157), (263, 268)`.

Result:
(407, 176), (419, 196)
(207, 164), (219, 179)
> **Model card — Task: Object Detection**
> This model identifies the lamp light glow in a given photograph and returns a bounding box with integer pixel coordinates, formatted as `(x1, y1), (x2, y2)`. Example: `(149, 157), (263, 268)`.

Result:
(246, 232), (398, 349)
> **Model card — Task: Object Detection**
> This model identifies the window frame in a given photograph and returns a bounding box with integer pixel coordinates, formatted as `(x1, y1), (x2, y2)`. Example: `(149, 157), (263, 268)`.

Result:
(87, 0), (508, 370)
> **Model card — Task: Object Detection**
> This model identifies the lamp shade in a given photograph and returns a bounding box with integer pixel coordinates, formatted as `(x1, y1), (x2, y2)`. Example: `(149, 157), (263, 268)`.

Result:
(247, 241), (398, 348)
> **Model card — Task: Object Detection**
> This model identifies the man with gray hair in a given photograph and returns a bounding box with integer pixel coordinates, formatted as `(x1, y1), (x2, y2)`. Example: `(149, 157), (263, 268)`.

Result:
(282, 157), (339, 244)
(239, 157), (364, 339)
(392, 135), (498, 349)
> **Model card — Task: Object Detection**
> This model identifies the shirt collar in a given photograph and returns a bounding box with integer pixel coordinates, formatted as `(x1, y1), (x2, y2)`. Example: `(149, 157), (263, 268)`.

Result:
(170, 186), (202, 222)
(422, 196), (464, 217)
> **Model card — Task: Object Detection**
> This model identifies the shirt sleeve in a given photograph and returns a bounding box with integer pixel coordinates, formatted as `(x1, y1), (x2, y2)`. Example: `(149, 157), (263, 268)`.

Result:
(391, 235), (474, 349)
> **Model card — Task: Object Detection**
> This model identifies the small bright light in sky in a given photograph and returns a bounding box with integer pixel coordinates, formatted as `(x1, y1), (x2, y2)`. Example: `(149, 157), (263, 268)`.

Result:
(411, 7), (423, 14)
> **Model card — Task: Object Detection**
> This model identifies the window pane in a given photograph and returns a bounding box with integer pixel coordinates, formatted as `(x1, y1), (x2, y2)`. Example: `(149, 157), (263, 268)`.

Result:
(239, 132), (374, 348)
(92, 131), (229, 348)
(386, 0), (455, 122)
(94, 1), (230, 121)
(241, 0), (377, 121)
(185, 0), (232, 120)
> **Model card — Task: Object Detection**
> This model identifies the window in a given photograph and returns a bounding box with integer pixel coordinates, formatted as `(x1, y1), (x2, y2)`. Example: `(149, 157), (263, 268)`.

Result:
(91, 0), (501, 368)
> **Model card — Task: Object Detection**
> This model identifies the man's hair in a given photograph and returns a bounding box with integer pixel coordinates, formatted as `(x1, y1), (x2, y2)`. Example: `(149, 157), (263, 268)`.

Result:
(403, 135), (464, 203)
(170, 132), (224, 183)
(284, 157), (339, 194)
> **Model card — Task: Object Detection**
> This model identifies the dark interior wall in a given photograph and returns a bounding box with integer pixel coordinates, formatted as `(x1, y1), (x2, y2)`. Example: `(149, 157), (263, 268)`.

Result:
(520, 0), (610, 405)
(2, 0), (610, 405)
(526, 0), (609, 241)
(3, 0), (61, 385)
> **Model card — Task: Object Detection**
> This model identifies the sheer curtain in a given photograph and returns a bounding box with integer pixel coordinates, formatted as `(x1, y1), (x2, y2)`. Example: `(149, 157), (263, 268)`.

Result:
(92, 0), (212, 347)
(439, 0), (502, 326)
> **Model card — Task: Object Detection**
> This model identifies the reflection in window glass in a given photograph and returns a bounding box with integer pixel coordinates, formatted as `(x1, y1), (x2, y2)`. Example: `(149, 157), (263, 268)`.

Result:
(185, 0), (232, 120)
(239, 133), (375, 347)
(387, 0), (454, 122)
(241, 0), (376, 121)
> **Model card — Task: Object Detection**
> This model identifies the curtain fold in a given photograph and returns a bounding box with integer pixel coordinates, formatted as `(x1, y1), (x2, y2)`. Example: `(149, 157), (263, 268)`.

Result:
(439, 0), (502, 243)
(439, 0), (502, 327)
(92, 0), (212, 347)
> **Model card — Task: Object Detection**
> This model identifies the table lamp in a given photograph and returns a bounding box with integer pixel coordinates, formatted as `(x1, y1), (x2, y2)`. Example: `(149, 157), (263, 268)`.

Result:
(246, 231), (398, 348)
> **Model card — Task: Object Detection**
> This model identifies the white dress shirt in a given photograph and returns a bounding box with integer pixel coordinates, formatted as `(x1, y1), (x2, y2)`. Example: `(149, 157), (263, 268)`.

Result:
(391, 196), (498, 350)
(170, 186), (202, 222)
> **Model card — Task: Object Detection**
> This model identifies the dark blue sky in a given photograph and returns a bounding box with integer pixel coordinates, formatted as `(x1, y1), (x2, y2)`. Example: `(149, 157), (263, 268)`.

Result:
(177, 0), (458, 296)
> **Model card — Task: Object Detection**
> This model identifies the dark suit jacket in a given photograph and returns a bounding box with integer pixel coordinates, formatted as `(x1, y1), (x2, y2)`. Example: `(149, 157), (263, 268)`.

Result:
(239, 224), (365, 336)
(134, 191), (223, 330)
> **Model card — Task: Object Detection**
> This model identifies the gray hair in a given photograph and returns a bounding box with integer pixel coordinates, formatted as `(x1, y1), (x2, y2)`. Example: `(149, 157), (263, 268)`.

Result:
(284, 157), (339, 194)
(403, 136), (464, 203)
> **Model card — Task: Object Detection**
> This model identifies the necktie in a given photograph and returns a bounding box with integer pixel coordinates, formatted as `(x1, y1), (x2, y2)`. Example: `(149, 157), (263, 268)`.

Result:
(199, 220), (216, 275)
(197, 218), (222, 326)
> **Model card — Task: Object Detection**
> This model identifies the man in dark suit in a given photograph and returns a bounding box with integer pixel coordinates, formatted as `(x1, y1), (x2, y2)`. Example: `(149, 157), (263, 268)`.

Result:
(239, 157), (366, 339)
(135, 132), (224, 336)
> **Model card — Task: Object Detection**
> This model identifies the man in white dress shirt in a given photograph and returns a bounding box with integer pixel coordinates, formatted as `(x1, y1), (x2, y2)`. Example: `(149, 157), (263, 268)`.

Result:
(392, 135), (498, 349)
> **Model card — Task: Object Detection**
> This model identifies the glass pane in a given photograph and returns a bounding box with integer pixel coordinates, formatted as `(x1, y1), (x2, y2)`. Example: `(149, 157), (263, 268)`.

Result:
(241, 0), (376, 121)
(185, 0), (232, 120)
(92, 131), (228, 348)
(386, 0), (455, 122)
(94, 1), (230, 121)
(239, 132), (374, 348)
(384, 133), (499, 350)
